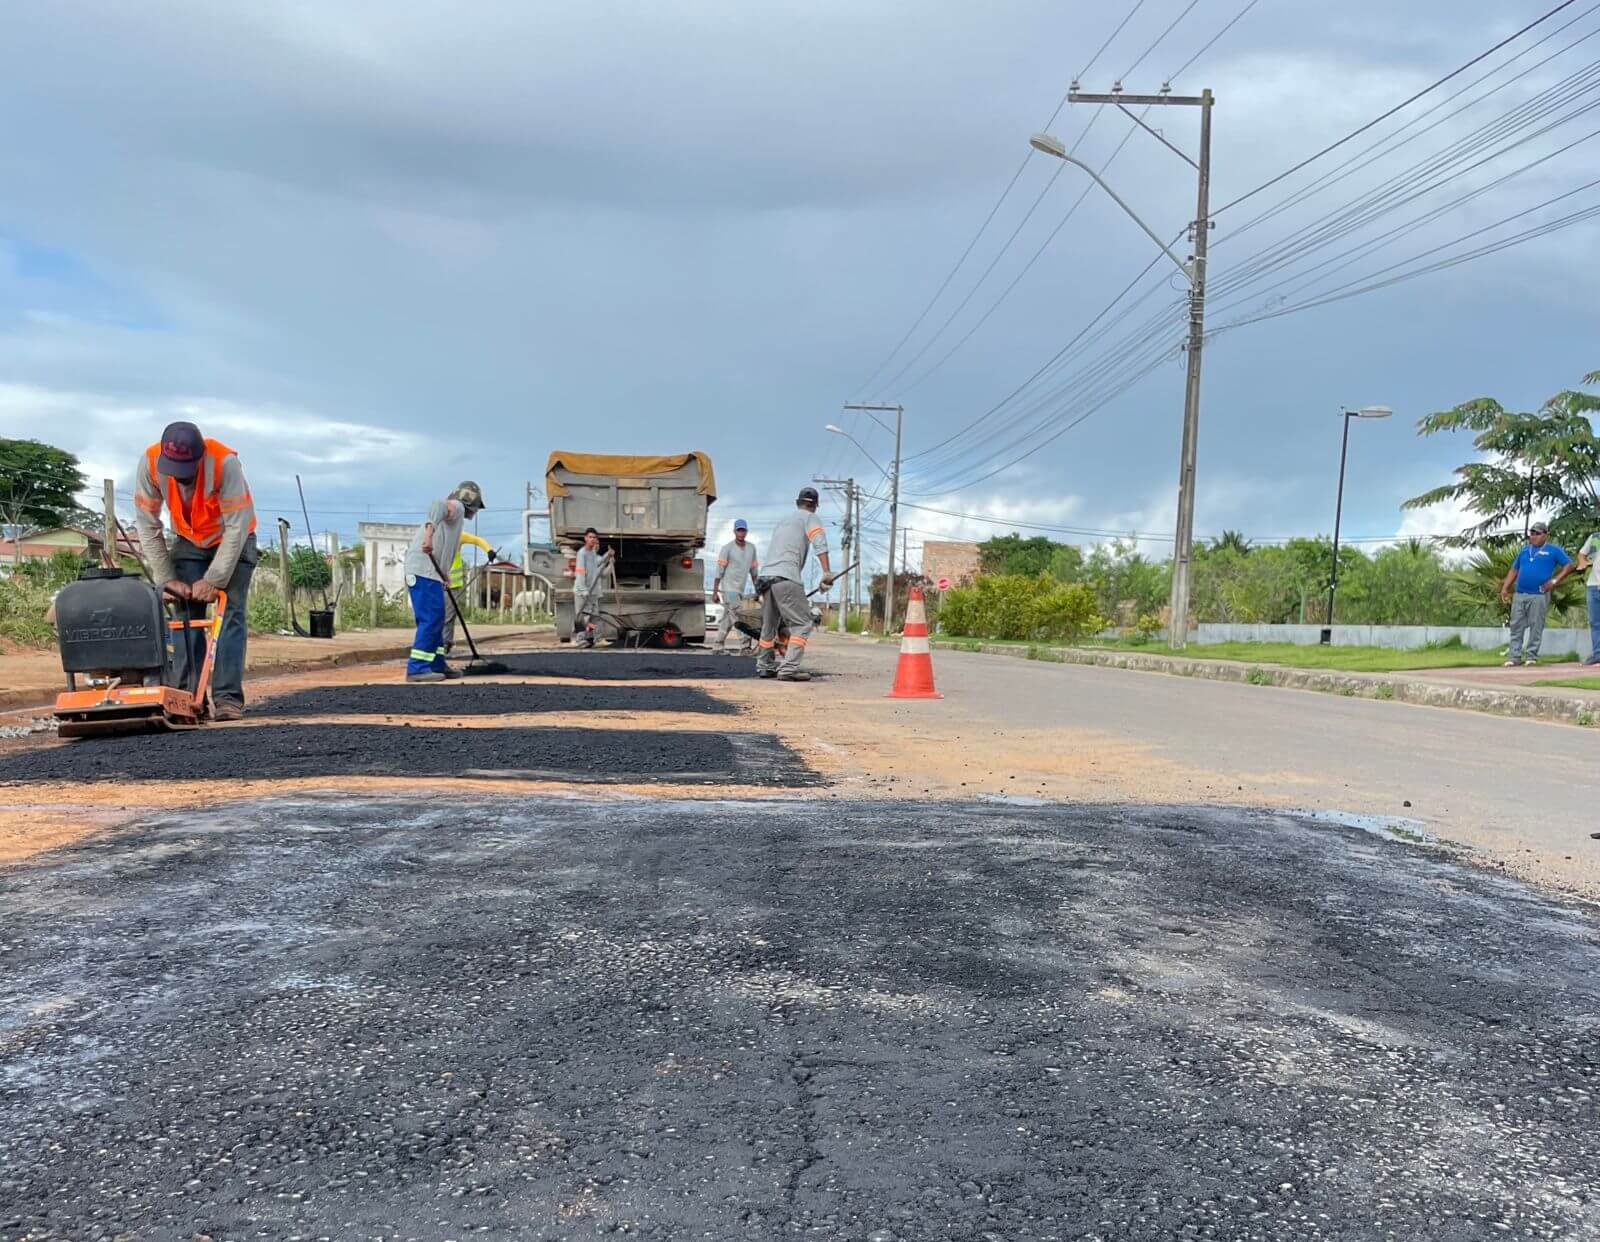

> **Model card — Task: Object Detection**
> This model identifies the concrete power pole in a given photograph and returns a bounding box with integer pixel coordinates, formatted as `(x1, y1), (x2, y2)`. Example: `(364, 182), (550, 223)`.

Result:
(842, 403), (903, 633)
(1065, 85), (1212, 649)
(812, 474), (856, 633)
(102, 478), (116, 567)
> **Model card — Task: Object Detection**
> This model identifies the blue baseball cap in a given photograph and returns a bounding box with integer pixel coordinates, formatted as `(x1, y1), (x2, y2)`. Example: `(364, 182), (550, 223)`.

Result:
(733, 519), (748, 531)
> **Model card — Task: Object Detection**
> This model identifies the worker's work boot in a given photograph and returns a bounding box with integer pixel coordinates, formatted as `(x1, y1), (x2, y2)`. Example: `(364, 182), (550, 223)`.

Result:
(777, 669), (811, 682)
(407, 671), (447, 683)
(212, 701), (245, 721)
(440, 667), (464, 680)
(757, 667), (777, 679)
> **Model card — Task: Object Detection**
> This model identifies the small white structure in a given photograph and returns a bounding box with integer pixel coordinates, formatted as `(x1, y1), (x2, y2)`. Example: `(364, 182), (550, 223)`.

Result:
(358, 521), (418, 595)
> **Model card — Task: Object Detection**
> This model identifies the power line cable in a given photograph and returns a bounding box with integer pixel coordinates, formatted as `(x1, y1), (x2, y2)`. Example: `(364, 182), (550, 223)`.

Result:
(1211, 0), (1583, 217)
(849, 0), (1152, 396)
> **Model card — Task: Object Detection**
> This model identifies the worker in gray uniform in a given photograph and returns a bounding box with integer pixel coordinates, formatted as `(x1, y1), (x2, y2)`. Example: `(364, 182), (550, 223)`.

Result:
(712, 519), (759, 653)
(756, 487), (835, 682)
(573, 526), (611, 648)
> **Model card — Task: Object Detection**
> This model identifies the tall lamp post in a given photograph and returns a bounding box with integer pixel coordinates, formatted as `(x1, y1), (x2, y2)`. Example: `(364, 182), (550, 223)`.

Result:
(1032, 83), (1213, 650)
(1323, 404), (1393, 644)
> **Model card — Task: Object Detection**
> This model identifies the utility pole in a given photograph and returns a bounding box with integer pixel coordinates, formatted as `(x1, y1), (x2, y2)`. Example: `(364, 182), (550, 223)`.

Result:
(854, 483), (864, 627)
(102, 478), (116, 567)
(812, 474), (856, 633)
(842, 403), (903, 633)
(1061, 83), (1213, 649)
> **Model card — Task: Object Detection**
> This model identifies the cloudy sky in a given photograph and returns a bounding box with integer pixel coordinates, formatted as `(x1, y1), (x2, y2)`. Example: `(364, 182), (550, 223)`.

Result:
(3, 0), (1596, 574)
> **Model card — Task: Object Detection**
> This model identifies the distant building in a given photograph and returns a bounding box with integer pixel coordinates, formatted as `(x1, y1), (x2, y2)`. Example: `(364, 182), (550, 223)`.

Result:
(357, 521), (418, 595)
(0, 524), (141, 567)
(920, 540), (983, 588)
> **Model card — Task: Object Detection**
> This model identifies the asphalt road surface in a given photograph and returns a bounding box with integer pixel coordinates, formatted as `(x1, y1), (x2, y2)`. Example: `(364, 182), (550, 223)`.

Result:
(252, 683), (739, 718)
(0, 725), (816, 787)
(4, 796), (1596, 1240)
(826, 637), (1599, 844)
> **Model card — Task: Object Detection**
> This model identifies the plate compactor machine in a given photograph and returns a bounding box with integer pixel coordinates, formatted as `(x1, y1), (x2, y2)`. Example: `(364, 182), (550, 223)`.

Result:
(53, 567), (226, 739)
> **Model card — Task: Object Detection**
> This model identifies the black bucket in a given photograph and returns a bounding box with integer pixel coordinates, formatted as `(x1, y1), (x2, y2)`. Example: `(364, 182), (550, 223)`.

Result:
(308, 609), (335, 639)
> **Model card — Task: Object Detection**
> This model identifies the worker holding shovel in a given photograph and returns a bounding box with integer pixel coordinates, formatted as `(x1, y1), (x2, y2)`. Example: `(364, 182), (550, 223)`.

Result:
(403, 481), (484, 683)
(574, 526), (613, 648)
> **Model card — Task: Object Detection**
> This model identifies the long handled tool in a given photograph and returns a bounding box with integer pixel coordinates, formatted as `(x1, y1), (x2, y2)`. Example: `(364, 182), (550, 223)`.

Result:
(425, 548), (509, 676)
(734, 562), (858, 645)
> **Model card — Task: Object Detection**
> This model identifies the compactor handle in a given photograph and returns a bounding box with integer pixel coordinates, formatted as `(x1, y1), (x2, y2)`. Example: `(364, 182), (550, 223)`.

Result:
(165, 589), (228, 630)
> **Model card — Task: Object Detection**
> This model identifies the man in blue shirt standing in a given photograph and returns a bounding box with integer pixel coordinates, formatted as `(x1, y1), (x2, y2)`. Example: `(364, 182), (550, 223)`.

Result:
(1499, 521), (1574, 666)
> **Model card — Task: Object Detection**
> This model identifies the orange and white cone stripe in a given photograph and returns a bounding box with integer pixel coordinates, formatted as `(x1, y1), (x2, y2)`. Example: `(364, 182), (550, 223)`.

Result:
(886, 587), (942, 699)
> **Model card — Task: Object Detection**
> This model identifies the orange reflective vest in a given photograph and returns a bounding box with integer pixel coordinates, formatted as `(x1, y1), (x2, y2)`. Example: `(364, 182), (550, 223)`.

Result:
(141, 439), (257, 548)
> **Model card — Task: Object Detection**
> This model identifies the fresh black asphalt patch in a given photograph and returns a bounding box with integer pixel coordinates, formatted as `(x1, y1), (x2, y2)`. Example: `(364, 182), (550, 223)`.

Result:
(2, 797), (1597, 1239)
(487, 650), (764, 679)
(0, 724), (813, 786)
(253, 682), (738, 717)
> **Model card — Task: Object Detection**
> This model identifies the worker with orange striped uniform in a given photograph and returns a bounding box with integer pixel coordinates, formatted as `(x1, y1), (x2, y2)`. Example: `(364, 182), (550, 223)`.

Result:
(131, 421), (258, 719)
(756, 487), (834, 682)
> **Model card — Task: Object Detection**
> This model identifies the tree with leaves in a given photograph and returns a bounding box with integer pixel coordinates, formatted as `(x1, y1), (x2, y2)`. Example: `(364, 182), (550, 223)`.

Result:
(1403, 372), (1600, 548)
(287, 544), (333, 592)
(0, 438), (89, 567)
(978, 533), (1083, 579)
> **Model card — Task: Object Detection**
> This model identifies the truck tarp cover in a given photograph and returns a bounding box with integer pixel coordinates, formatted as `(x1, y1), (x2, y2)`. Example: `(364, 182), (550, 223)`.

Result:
(544, 452), (717, 500)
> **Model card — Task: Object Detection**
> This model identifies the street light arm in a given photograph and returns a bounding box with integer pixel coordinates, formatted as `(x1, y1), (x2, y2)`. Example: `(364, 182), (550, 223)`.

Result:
(1029, 135), (1192, 280)
(826, 425), (889, 476)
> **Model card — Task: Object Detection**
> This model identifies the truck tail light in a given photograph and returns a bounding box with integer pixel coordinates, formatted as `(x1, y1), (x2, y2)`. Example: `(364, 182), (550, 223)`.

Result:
(681, 557), (693, 569)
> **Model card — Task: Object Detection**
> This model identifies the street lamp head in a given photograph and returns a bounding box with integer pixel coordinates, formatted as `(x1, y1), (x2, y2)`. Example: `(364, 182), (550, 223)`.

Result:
(1029, 132), (1068, 159)
(1357, 405), (1393, 419)
(824, 424), (844, 435)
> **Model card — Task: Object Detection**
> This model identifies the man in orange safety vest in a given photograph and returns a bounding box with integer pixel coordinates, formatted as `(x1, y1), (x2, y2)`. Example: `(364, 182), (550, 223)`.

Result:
(131, 421), (258, 719)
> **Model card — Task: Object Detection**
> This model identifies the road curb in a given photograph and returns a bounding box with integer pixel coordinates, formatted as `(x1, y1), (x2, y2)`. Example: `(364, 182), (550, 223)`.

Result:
(0, 629), (548, 714)
(930, 639), (1600, 727)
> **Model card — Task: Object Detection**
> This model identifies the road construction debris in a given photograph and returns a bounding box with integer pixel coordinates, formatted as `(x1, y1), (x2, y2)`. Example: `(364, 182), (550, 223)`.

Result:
(253, 682), (738, 718)
(0, 724), (817, 786)
(0, 797), (1595, 1239)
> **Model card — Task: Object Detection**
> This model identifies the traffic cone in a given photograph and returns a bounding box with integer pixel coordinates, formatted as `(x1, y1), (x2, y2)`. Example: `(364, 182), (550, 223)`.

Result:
(887, 586), (943, 699)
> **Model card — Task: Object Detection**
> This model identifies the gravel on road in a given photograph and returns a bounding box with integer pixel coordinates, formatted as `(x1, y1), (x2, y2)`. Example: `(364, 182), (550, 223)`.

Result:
(1, 797), (1595, 1240)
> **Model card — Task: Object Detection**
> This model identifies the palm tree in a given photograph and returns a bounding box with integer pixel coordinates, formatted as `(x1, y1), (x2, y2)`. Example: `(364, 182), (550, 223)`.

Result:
(1211, 529), (1252, 555)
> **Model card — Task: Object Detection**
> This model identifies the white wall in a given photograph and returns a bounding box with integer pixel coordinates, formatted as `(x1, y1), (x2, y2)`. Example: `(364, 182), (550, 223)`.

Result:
(357, 521), (417, 595)
(1189, 622), (1594, 659)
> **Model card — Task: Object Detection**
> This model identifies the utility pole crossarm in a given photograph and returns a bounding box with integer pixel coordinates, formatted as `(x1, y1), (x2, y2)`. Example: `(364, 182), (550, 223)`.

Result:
(1069, 91), (1206, 106)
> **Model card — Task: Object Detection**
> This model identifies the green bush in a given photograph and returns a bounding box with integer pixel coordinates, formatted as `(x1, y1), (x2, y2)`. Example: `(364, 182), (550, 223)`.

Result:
(935, 574), (1105, 645)
(1033, 582), (1104, 642)
(844, 611), (865, 635)
(1, 550), (95, 647)
(247, 590), (288, 634)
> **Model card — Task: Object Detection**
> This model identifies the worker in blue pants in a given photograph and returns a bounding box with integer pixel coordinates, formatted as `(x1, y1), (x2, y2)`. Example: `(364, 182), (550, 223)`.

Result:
(403, 482), (483, 683)
(406, 574), (450, 680)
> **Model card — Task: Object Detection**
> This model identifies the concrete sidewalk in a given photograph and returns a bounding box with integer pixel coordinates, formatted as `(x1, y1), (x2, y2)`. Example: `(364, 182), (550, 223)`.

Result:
(929, 638), (1600, 727)
(0, 624), (548, 711)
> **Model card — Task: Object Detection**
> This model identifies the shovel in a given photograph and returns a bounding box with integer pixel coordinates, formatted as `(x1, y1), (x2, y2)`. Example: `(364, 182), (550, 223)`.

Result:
(425, 549), (510, 676)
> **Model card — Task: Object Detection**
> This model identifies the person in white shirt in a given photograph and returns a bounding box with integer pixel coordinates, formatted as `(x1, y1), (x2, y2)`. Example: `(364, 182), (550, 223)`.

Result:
(712, 520), (759, 653)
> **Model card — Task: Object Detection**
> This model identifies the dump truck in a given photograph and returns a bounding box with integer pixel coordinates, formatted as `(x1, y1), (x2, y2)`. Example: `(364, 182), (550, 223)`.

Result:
(539, 451), (716, 647)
